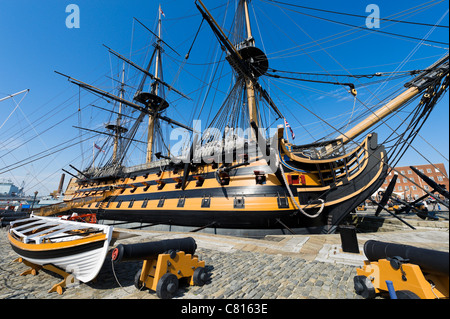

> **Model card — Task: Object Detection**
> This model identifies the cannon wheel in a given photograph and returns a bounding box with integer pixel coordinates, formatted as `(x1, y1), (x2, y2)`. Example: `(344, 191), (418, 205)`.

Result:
(396, 290), (420, 299)
(354, 275), (376, 299)
(193, 267), (208, 286)
(134, 269), (145, 290)
(156, 273), (179, 299)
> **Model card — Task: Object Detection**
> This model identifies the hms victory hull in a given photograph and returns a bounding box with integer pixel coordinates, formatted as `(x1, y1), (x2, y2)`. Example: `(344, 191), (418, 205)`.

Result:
(43, 0), (447, 237)
(67, 134), (387, 234)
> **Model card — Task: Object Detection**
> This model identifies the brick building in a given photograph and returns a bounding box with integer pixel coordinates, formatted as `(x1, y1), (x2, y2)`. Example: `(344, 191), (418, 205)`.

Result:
(380, 163), (449, 201)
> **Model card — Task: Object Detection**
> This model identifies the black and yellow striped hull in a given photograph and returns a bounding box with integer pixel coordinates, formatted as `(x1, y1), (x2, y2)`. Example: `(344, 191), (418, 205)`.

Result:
(64, 133), (387, 234)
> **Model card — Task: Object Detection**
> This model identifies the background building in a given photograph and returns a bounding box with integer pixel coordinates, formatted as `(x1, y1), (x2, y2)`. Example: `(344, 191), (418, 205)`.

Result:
(381, 163), (448, 201)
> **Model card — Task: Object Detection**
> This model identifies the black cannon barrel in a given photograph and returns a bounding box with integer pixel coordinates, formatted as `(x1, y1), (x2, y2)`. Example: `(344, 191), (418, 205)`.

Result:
(112, 237), (197, 263)
(0, 211), (27, 218)
(1, 215), (28, 222)
(364, 240), (449, 277)
(1, 213), (28, 223)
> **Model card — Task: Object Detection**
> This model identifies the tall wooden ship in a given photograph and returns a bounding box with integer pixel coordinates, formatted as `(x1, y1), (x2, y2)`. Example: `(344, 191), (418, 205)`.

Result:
(36, 0), (449, 234)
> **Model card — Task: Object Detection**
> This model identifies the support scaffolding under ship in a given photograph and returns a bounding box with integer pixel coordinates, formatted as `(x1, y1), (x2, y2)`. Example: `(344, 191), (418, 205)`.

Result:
(35, 0), (449, 235)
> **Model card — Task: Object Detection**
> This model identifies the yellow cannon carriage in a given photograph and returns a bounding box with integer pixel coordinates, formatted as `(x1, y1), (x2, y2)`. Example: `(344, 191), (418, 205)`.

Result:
(111, 237), (208, 299)
(354, 240), (449, 299)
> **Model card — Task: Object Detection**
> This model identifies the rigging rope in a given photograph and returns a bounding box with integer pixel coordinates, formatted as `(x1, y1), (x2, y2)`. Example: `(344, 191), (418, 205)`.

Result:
(0, 91), (29, 131)
(265, 0), (449, 29)
(262, 0), (449, 46)
(260, 0), (449, 62)
(0, 132), (99, 175)
(278, 161), (325, 218)
(267, 0), (449, 173)
(342, 95), (358, 133)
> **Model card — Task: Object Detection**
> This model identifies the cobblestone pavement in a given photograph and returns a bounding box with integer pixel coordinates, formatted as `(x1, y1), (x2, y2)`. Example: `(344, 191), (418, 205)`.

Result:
(0, 228), (359, 300)
(1, 218), (448, 300)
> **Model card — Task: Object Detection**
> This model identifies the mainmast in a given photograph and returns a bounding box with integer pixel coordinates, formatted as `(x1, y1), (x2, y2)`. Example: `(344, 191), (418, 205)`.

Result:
(146, 5), (164, 163)
(242, 0), (259, 131)
(196, 0), (282, 136)
(112, 63), (126, 161)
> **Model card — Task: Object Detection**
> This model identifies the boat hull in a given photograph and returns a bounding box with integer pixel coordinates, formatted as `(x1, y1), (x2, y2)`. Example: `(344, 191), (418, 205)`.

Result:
(7, 216), (113, 282)
(92, 149), (385, 233)
(67, 134), (386, 234)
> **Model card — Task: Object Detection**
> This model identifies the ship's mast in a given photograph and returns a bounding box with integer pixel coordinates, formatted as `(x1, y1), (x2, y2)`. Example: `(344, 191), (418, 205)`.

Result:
(112, 63), (126, 161)
(196, 0), (280, 137)
(146, 5), (163, 163)
(56, 6), (192, 172)
(242, 0), (259, 135)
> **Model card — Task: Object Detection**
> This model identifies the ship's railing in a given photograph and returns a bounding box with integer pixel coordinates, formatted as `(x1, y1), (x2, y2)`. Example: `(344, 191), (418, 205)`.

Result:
(78, 159), (172, 180)
(311, 137), (371, 187)
(281, 133), (374, 187)
(83, 165), (122, 179)
(123, 159), (171, 174)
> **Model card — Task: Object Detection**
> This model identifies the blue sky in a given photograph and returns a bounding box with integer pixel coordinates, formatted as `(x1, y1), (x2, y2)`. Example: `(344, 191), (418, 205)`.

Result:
(0, 0), (448, 196)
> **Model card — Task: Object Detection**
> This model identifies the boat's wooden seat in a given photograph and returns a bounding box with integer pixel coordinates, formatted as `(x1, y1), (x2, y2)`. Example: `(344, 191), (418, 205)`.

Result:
(11, 218), (94, 244)
(32, 224), (92, 244)
(12, 219), (45, 231)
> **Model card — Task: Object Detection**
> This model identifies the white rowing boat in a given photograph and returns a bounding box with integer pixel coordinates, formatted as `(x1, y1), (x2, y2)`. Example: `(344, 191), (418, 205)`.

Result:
(7, 214), (113, 283)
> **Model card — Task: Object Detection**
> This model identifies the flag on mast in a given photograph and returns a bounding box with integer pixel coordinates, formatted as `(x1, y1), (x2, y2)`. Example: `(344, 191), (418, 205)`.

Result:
(159, 6), (165, 17)
(284, 118), (295, 140)
(94, 143), (105, 152)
